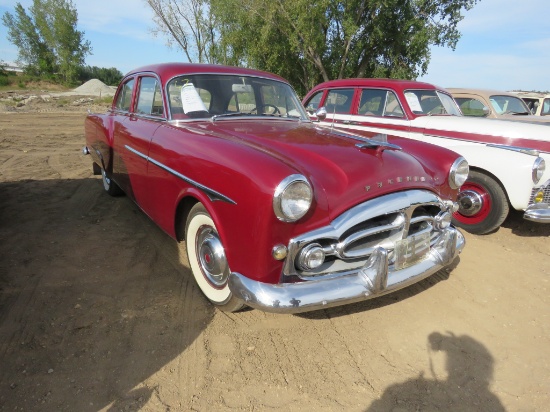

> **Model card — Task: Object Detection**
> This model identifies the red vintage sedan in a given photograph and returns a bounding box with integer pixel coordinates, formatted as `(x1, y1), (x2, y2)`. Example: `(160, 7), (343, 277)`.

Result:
(83, 63), (467, 313)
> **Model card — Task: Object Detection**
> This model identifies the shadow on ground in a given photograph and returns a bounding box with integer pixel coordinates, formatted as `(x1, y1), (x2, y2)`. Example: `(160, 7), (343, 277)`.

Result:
(0, 178), (212, 411)
(366, 332), (505, 411)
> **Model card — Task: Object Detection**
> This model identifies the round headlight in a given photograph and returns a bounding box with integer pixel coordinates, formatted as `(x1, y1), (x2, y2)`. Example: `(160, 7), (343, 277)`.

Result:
(273, 174), (313, 222)
(532, 157), (545, 184)
(449, 157), (469, 189)
(297, 243), (325, 271)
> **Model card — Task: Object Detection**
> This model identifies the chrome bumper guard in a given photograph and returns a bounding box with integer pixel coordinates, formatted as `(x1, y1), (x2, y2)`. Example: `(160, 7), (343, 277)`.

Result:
(229, 227), (465, 314)
(524, 203), (550, 222)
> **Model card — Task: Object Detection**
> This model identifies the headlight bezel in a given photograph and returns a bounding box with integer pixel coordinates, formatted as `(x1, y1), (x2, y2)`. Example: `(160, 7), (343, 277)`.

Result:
(449, 157), (469, 189)
(532, 157), (545, 184)
(273, 174), (313, 222)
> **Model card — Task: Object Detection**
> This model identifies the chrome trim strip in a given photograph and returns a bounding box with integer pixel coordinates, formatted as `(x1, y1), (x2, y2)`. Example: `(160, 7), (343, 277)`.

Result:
(486, 144), (539, 156)
(124, 145), (236, 204)
(228, 227), (464, 314)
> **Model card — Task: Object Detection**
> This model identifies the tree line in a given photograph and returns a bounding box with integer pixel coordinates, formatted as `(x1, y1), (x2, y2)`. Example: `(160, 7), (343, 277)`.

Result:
(3, 0), (479, 93)
(2, 0), (121, 86)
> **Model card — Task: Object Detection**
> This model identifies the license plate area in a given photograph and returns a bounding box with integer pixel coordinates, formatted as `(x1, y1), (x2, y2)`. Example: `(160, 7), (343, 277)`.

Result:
(394, 232), (431, 270)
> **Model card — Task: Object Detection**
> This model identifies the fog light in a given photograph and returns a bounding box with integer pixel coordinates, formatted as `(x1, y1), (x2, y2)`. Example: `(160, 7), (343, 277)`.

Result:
(272, 244), (288, 260)
(435, 211), (452, 230)
(297, 243), (325, 271)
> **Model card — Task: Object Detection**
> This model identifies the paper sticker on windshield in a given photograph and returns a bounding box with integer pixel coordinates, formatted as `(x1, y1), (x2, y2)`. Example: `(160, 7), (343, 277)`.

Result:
(404, 92), (423, 113)
(181, 82), (208, 114)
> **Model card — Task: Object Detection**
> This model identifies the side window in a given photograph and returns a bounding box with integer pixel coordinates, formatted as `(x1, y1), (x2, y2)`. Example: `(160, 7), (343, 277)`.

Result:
(136, 77), (164, 116)
(455, 97), (488, 117)
(304, 91), (324, 113)
(384, 91), (405, 117)
(542, 98), (550, 116)
(358, 89), (386, 116)
(115, 79), (135, 112)
(325, 89), (354, 114)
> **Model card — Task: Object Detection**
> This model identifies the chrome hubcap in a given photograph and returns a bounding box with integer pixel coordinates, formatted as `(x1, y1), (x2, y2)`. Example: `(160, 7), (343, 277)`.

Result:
(197, 226), (229, 287)
(457, 190), (483, 216)
(102, 169), (111, 191)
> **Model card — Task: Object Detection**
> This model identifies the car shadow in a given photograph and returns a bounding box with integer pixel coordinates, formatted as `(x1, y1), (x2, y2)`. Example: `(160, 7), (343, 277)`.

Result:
(501, 208), (550, 237)
(0, 177), (212, 411)
(365, 332), (505, 411)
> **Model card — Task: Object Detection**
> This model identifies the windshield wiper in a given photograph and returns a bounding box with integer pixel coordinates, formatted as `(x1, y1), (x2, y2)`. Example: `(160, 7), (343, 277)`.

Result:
(503, 111), (529, 116)
(212, 112), (254, 121)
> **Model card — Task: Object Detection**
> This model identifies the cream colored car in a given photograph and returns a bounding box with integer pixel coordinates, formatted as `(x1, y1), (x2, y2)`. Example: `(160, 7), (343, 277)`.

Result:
(512, 91), (550, 116)
(448, 88), (550, 123)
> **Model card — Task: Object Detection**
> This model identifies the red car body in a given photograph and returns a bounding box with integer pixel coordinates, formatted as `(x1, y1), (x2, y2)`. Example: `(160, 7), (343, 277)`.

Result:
(84, 63), (466, 313)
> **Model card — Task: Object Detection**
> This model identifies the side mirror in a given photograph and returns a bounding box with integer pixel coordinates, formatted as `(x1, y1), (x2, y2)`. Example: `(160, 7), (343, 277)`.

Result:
(315, 106), (327, 121)
(482, 106), (490, 117)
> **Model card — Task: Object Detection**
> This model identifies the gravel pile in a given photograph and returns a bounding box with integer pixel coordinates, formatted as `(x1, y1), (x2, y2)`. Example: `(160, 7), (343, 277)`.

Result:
(73, 79), (117, 96)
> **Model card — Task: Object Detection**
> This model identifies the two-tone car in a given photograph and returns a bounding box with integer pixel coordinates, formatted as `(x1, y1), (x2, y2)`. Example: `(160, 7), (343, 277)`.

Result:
(83, 63), (467, 313)
(303, 79), (550, 234)
(448, 88), (550, 124)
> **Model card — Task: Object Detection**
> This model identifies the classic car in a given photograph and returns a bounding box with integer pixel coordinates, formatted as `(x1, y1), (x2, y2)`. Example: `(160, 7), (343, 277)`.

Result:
(448, 88), (550, 124)
(513, 91), (550, 117)
(303, 79), (550, 234)
(83, 63), (468, 313)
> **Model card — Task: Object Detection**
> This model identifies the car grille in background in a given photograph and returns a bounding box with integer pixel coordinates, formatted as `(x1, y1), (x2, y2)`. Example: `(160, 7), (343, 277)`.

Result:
(283, 190), (449, 279)
(529, 184), (550, 205)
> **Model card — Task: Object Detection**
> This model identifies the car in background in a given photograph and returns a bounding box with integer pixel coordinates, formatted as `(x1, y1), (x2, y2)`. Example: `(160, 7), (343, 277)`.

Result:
(512, 91), (550, 116)
(83, 63), (467, 314)
(448, 88), (550, 124)
(303, 79), (550, 234)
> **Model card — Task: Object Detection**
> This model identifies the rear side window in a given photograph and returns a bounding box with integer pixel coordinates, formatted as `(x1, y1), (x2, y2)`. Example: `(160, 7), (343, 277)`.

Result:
(136, 77), (164, 117)
(115, 79), (135, 112)
(358, 89), (405, 118)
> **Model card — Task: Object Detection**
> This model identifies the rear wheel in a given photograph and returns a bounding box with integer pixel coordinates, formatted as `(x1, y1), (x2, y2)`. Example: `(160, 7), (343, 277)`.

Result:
(452, 170), (509, 234)
(185, 203), (244, 312)
(101, 168), (123, 196)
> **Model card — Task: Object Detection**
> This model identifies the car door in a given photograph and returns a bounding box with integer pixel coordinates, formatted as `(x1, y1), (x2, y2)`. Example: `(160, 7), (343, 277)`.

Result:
(347, 88), (411, 138)
(113, 75), (165, 206)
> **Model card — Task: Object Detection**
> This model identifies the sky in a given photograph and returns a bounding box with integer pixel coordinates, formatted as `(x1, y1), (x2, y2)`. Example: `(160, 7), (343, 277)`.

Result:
(1, 0), (549, 92)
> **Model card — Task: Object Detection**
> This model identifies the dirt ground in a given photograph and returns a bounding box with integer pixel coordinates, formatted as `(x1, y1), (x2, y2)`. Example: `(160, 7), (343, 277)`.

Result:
(0, 99), (549, 412)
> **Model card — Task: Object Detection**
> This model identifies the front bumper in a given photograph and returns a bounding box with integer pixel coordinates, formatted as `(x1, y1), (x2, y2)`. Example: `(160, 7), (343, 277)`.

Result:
(229, 227), (465, 314)
(524, 181), (550, 222)
(524, 203), (550, 222)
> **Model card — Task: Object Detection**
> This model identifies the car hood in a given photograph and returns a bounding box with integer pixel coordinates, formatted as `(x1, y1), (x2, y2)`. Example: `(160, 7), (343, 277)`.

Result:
(412, 115), (550, 152)
(183, 119), (445, 218)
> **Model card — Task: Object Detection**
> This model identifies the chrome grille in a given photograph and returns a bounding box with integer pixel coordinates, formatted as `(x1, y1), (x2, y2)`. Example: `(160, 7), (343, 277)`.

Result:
(283, 190), (452, 279)
(529, 184), (550, 205)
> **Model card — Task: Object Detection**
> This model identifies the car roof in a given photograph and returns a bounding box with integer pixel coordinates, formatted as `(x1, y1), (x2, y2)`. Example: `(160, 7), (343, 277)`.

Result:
(125, 62), (287, 84)
(308, 78), (444, 93)
(447, 88), (523, 99)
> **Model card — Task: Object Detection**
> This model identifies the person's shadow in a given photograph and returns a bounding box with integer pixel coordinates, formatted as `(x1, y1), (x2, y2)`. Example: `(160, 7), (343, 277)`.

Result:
(367, 332), (505, 411)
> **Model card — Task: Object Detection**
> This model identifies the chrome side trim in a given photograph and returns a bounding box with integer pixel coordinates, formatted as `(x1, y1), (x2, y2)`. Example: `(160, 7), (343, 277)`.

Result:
(228, 227), (465, 314)
(124, 145), (236, 204)
(486, 144), (539, 156)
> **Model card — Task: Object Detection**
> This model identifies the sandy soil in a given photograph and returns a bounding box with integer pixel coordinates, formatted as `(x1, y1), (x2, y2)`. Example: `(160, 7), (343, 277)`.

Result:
(0, 100), (549, 411)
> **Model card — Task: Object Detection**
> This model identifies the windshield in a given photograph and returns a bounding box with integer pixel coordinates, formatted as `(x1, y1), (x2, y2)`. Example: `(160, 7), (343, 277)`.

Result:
(403, 89), (462, 116)
(166, 74), (308, 121)
(489, 95), (530, 115)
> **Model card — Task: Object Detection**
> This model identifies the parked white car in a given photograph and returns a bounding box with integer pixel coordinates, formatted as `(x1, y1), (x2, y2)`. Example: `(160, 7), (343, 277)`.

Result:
(303, 79), (550, 234)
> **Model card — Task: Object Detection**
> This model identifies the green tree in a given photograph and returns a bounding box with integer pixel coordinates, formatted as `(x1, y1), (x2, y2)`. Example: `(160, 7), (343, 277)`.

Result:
(210, 0), (479, 95)
(145, 0), (218, 63)
(2, 0), (92, 84)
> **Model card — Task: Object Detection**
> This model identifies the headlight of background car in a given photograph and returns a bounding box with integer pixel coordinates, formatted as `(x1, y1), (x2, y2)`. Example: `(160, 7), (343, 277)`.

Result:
(449, 157), (469, 189)
(273, 174), (313, 222)
(532, 157), (545, 184)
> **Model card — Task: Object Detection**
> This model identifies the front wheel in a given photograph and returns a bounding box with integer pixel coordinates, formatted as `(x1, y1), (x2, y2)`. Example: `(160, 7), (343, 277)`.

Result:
(185, 203), (244, 312)
(452, 170), (509, 234)
(101, 167), (123, 196)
